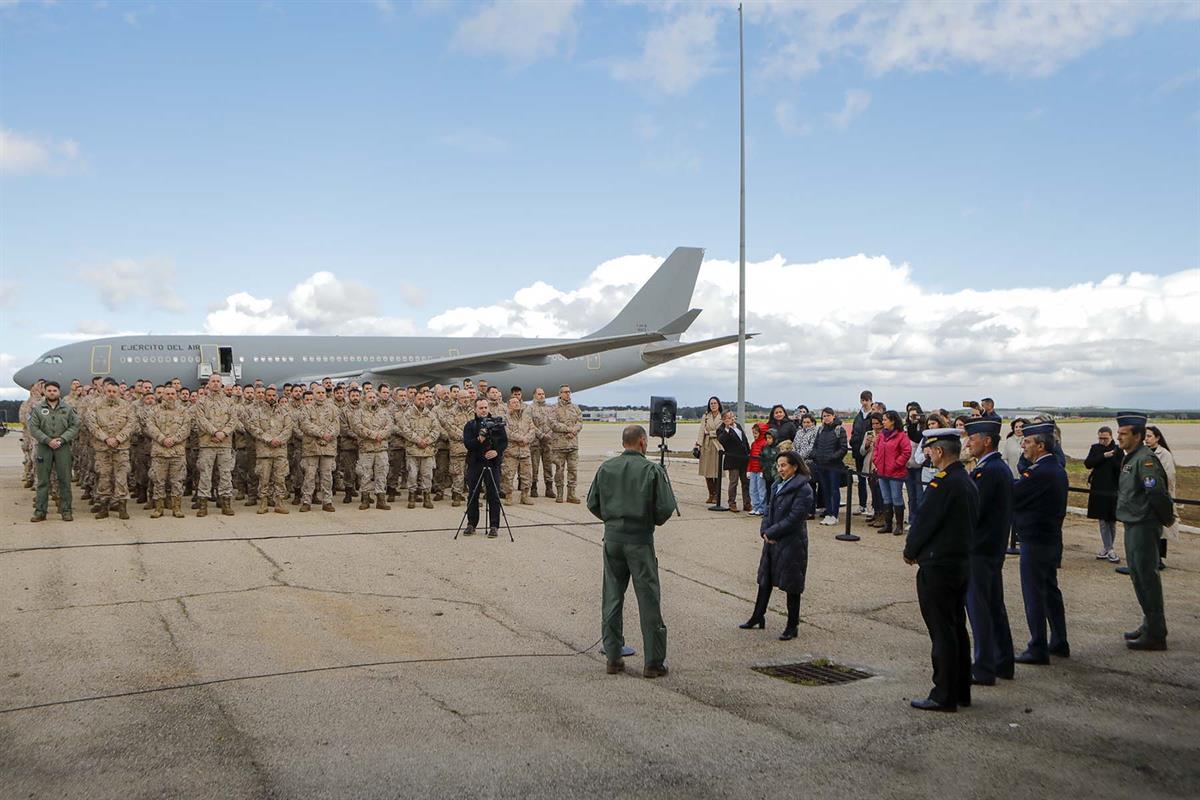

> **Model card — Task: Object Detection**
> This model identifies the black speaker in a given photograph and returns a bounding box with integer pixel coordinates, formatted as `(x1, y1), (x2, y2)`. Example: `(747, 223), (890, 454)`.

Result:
(650, 396), (677, 439)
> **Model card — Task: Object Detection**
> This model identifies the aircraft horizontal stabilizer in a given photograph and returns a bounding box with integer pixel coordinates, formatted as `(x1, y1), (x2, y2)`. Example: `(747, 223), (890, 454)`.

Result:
(640, 333), (753, 365)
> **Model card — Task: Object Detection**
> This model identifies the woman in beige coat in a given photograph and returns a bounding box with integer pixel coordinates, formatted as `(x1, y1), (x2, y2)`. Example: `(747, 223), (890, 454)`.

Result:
(1145, 426), (1180, 568)
(694, 396), (724, 504)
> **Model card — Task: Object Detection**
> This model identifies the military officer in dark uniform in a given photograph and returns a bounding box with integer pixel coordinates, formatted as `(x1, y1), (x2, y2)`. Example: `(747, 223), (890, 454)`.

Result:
(964, 418), (1015, 684)
(1012, 421), (1070, 665)
(903, 428), (977, 712)
(1114, 412), (1173, 651)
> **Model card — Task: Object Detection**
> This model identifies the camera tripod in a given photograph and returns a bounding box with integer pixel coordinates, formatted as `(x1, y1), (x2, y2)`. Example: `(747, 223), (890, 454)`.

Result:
(656, 437), (682, 517)
(454, 463), (514, 541)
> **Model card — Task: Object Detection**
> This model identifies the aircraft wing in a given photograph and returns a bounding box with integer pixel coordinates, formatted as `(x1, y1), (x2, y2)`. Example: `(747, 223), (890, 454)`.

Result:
(284, 328), (673, 387)
(640, 333), (755, 365)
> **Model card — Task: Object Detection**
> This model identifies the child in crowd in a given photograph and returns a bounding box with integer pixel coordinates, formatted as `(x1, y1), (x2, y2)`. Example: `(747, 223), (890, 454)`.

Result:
(748, 423), (768, 515)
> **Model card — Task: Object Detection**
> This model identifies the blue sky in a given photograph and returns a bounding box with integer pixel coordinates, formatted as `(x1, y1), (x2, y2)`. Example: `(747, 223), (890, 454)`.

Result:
(2, 1), (1198, 407)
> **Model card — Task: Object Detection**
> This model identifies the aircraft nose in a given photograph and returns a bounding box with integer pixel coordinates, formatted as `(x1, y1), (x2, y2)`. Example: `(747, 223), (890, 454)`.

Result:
(12, 363), (34, 390)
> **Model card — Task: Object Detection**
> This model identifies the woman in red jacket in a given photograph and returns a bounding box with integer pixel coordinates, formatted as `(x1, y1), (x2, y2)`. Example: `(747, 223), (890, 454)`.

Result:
(872, 410), (912, 535)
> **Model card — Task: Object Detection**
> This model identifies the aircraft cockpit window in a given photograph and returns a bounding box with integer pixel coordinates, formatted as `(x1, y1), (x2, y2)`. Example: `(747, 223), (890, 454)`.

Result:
(41, 355), (63, 364)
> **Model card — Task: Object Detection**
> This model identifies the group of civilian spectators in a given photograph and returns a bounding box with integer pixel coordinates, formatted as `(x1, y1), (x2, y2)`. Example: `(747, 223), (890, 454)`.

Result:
(693, 391), (1114, 548)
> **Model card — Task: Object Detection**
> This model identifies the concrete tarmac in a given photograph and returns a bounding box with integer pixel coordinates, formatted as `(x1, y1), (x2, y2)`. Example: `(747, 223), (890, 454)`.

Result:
(1, 434), (1197, 799)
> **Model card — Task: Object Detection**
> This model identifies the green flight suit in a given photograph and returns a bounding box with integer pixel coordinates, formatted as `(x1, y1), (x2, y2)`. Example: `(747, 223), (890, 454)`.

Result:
(28, 398), (81, 515)
(1116, 443), (1173, 642)
(586, 449), (677, 667)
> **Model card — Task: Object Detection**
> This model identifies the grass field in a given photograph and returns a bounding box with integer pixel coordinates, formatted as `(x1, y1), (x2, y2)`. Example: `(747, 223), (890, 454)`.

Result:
(1065, 457), (1199, 527)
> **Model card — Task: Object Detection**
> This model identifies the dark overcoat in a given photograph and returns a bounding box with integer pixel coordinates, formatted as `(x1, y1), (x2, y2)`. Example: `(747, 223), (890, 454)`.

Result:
(758, 474), (813, 594)
(716, 423), (751, 472)
(1083, 442), (1120, 520)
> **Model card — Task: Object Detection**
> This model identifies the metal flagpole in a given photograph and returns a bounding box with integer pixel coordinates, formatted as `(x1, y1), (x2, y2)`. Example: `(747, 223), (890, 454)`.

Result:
(737, 3), (746, 424)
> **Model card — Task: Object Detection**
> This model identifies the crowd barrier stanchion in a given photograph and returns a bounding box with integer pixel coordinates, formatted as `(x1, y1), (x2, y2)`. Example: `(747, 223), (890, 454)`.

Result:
(708, 450), (729, 512)
(835, 463), (860, 542)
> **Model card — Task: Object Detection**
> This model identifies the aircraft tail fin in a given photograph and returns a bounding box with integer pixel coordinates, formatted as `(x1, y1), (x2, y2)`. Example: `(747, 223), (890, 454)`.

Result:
(586, 246), (704, 339)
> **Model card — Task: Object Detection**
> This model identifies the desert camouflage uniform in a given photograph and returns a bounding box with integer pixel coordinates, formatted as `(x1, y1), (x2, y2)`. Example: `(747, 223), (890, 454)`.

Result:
(349, 401), (391, 498)
(385, 396), (410, 497)
(248, 400), (293, 508)
(131, 398), (154, 503)
(433, 396), (454, 498)
(502, 404), (535, 503)
(234, 395), (260, 503)
(300, 399), (339, 508)
(145, 398), (191, 513)
(194, 393), (237, 502)
(90, 396), (137, 507)
(549, 399), (583, 500)
(442, 399), (474, 504)
(401, 405), (439, 502)
(336, 398), (360, 499)
(529, 397), (553, 497)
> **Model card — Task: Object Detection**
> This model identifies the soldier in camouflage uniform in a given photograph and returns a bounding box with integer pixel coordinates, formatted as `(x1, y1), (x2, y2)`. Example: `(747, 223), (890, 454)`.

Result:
(19, 381), (43, 489)
(248, 385), (293, 515)
(402, 388), (439, 509)
(549, 384), (584, 503)
(443, 390), (473, 507)
(432, 385), (453, 500)
(235, 387), (260, 505)
(145, 385), (191, 519)
(133, 391), (157, 508)
(384, 385), (409, 502)
(90, 379), (137, 520)
(194, 375), (238, 517)
(336, 386), (361, 503)
(529, 386), (553, 498)
(503, 395), (536, 505)
(349, 388), (392, 510)
(287, 384), (305, 503)
(299, 385), (339, 512)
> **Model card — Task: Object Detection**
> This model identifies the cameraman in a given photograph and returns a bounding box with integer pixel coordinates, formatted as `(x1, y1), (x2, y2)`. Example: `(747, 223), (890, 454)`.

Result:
(463, 397), (507, 537)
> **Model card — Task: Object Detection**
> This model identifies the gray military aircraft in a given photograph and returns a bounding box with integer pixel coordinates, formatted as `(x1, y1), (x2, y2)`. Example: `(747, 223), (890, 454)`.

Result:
(13, 247), (747, 394)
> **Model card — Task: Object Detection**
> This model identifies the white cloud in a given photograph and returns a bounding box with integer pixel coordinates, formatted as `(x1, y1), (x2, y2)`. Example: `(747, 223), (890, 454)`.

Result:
(451, 0), (580, 66)
(0, 352), (28, 400)
(829, 89), (871, 129)
(0, 127), (82, 175)
(40, 321), (149, 342)
(426, 250), (1200, 406)
(204, 272), (417, 336)
(774, 100), (811, 136)
(78, 258), (185, 313)
(754, 0), (1199, 79)
(612, 8), (721, 94)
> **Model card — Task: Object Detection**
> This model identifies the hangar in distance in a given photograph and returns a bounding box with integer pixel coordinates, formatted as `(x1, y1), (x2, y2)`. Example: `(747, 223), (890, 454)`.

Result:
(13, 247), (748, 394)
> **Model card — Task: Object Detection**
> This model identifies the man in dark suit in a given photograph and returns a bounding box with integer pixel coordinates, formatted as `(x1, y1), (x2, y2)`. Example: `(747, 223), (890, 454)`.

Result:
(904, 428), (978, 712)
(716, 410), (751, 512)
(1013, 421), (1070, 665)
(964, 419), (1015, 685)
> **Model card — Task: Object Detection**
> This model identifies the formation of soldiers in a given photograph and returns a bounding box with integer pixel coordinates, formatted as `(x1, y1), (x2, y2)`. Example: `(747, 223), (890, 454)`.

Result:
(20, 373), (585, 521)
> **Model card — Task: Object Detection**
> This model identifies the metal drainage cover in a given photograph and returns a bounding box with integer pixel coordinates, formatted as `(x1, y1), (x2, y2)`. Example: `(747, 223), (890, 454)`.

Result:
(753, 660), (872, 686)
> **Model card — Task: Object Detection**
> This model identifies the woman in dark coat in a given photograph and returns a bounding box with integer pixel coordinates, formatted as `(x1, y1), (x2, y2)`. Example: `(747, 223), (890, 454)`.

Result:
(739, 450), (813, 640)
(1084, 426), (1121, 562)
(768, 404), (797, 444)
(716, 410), (752, 512)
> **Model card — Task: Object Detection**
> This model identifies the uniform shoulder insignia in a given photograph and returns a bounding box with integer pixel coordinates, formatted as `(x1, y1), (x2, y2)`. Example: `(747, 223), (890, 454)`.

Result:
(934, 470), (946, 478)
(929, 481), (939, 488)
(1143, 476), (1157, 489)
(1142, 460), (1156, 468)
(1021, 471), (1030, 478)
(974, 472), (982, 479)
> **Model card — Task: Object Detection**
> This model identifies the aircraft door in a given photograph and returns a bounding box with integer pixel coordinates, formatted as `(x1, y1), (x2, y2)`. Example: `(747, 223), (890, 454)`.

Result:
(586, 354), (601, 370)
(90, 345), (112, 375)
(197, 344), (219, 381)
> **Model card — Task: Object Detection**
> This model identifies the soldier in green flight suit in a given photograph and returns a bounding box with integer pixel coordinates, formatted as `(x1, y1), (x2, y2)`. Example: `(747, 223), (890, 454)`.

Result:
(586, 424), (677, 678)
(28, 381), (81, 522)
(1114, 412), (1173, 651)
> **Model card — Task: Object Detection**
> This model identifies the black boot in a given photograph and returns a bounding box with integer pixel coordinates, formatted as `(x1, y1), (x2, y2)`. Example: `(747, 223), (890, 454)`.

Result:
(894, 504), (905, 536)
(779, 593), (800, 640)
(740, 584), (771, 629)
(879, 506), (894, 534)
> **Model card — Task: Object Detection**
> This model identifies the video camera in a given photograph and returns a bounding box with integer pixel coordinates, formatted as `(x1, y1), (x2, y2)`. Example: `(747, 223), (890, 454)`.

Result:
(477, 414), (506, 445)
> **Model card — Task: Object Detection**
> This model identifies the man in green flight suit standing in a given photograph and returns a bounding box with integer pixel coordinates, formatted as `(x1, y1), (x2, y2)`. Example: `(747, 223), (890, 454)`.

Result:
(1114, 412), (1173, 651)
(587, 424), (677, 678)
(28, 380), (81, 522)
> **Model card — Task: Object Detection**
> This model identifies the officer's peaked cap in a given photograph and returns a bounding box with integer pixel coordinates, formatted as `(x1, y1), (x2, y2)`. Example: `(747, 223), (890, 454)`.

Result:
(1115, 411), (1148, 428)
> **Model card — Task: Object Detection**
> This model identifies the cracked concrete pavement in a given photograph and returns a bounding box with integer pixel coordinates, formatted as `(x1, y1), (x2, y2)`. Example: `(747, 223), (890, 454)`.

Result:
(1, 432), (1197, 799)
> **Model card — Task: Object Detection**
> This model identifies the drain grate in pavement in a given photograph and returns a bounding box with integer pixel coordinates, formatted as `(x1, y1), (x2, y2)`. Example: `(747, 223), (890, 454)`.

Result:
(753, 660), (872, 686)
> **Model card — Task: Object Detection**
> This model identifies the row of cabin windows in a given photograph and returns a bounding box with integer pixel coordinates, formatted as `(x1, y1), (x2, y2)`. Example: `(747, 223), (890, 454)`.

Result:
(120, 355), (437, 365)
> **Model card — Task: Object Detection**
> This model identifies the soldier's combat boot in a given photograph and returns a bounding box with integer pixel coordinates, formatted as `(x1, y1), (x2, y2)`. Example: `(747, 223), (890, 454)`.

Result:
(299, 502), (311, 513)
(422, 491), (434, 509)
(143, 497), (155, 510)
(151, 500), (164, 519)
(95, 503), (109, 520)
(81, 488), (93, 502)
(321, 502), (336, 512)
(89, 501), (103, 514)
(376, 494), (391, 511)
(196, 499), (208, 518)
(118, 501), (130, 520)
(433, 490), (445, 502)
(359, 493), (372, 510)
(451, 492), (463, 508)
(244, 496), (258, 507)
(545, 483), (555, 500)
(387, 488), (396, 503)
(407, 491), (416, 510)
(137, 488), (148, 505)
(556, 487), (564, 504)
(23, 478), (34, 489)
(530, 485), (538, 498)
(343, 489), (354, 504)
(274, 501), (289, 514)
(567, 490), (581, 505)
(520, 491), (534, 505)
(221, 498), (235, 516)
(291, 489), (301, 506)
(235, 490), (246, 501)
(257, 498), (269, 515)
(171, 497), (185, 518)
